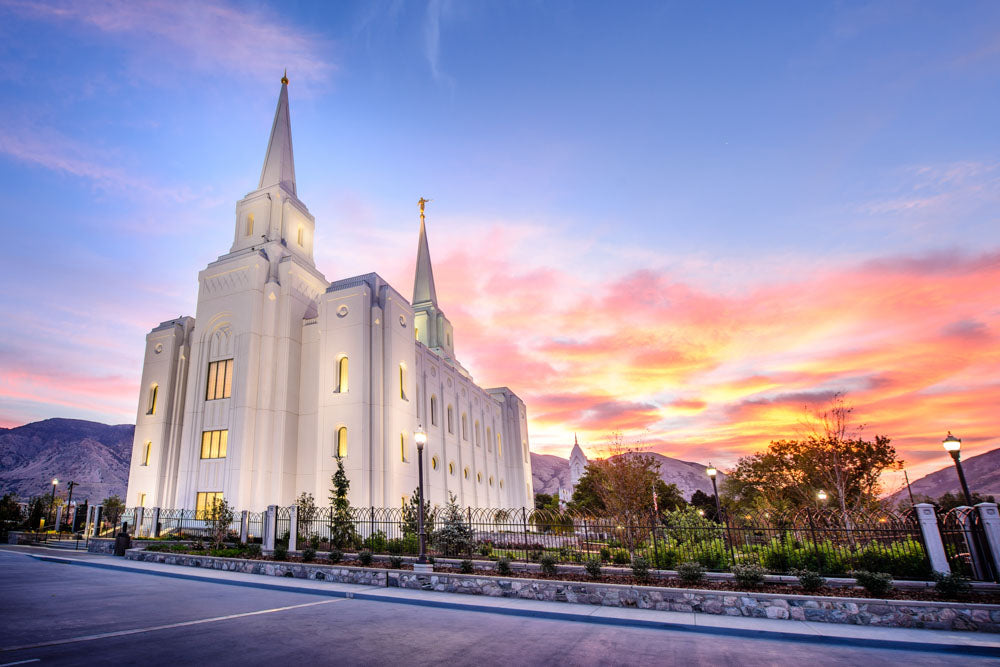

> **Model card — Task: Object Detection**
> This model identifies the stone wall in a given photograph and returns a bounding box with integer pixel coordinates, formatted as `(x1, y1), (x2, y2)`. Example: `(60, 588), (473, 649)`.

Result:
(6, 531), (39, 545)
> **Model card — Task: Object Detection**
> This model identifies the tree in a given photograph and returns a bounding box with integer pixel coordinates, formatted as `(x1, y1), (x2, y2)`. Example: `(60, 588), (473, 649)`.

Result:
(102, 495), (126, 532)
(328, 455), (356, 549)
(296, 492), (317, 540)
(0, 494), (23, 536)
(27, 497), (45, 530)
(432, 493), (474, 556)
(534, 493), (559, 512)
(568, 465), (606, 513)
(402, 487), (433, 537)
(914, 491), (997, 513)
(206, 497), (235, 548)
(689, 490), (719, 521)
(653, 480), (687, 512)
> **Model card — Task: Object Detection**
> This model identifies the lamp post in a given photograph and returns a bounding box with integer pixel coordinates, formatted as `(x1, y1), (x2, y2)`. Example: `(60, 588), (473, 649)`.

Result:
(706, 464), (722, 520)
(65, 481), (77, 531)
(943, 432), (974, 506)
(817, 489), (827, 506)
(414, 426), (429, 569)
(47, 478), (58, 529)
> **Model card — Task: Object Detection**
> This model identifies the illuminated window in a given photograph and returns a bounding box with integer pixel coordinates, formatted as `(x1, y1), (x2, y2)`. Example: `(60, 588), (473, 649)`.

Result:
(463, 467), (469, 480)
(246, 213), (254, 236)
(431, 456), (439, 470)
(402, 496), (407, 508)
(477, 472), (483, 484)
(138, 492), (146, 507)
(399, 363), (407, 400)
(200, 430), (228, 459)
(447, 406), (454, 434)
(205, 359), (233, 400)
(195, 491), (223, 520)
(461, 413), (468, 440)
(430, 395), (438, 426)
(147, 384), (158, 415)
(142, 441), (152, 466)
(415, 327), (419, 340)
(337, 426), (347, 458)
(500, 479), (504, 489)
(297, 225), (304, 246)
(489, 476), (494, 487)
(487, 427), (492, 452)
(400, 433), (407, 462)
(337, 356), (349, 393)
(497, 434), (502, 457)
(448, 461), (455, 475)
(475, 421), (481, 447)
(523, 441), (528, 463)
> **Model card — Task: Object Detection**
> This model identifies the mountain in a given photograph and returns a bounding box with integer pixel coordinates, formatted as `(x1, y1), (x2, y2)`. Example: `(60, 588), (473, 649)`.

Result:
(888, 448), (1000, 505)
(530, 450), (725, 501)
(0, 418), (134, 502)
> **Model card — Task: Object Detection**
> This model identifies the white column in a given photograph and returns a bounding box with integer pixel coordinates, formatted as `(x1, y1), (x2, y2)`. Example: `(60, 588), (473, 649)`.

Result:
(135, 507), (145, 536)
(240, 511), (249, 544)
(976, 502), (1000, 577)
(151, 508), (161, 538)
(54, 505), (63, 532)
(288, 505), (298, 552)
(92, 506), (103, 537)
(263, 505), (277, 552)
(915, 503), (950, 575)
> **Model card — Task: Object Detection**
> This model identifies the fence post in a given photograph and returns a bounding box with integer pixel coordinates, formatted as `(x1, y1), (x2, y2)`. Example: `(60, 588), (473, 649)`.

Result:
(240, 511), (249, 544)
(975, 503), (1000, 577)
(522, 507), (529, 562)
(85, 505), (95, 538)
(288, 505), (298, 552)
(915, 503), (951, 575)
(55, 505), (63, 534)
(93, 506), (103, 537)
(264, 505), (277, 552)
(135, 507), (145, 537)
(150, 507), (160, 538)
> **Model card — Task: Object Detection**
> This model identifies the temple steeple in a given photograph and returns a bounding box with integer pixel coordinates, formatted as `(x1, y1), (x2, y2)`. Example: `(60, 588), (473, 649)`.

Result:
(412, 199), (454, 358)
(413, 199), (438, 307)
(258, 72), (296, 195)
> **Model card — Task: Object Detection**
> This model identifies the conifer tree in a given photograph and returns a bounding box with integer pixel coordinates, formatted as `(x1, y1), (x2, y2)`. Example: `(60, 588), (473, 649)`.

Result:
(329, 455), (356, 549)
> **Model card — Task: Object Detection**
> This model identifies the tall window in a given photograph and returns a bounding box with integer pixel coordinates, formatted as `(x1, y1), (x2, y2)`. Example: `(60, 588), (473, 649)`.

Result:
(400, 433), (407, 462)
(337, 356), (349, 393)
(337, 426), (347, 458)
(138, 492), (146, 507)
(487, 427), (492, 451)
(146, 384), (158, 415)
(206, 359), (233, 400)
(448, 461), (455, 475)
(200, 430), (228, 459)
(447, 406), (454, 433)
(297, 225), (304, 246)
(497, 434), (502, 456)
(430, 395), (438, 426)
(246, 213), (254, 236)
(399, 363), (407, 400)
(461, 414), (468, 440)
(142, 441), (152, 466)
(475, 421), (481, 447)
(195, 491), (223, 520)
(431, 456), (438, 470)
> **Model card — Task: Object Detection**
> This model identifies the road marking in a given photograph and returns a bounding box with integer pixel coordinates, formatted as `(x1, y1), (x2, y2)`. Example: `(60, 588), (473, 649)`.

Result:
(1, 660), (42, 666)
(0, 598), (346, 653)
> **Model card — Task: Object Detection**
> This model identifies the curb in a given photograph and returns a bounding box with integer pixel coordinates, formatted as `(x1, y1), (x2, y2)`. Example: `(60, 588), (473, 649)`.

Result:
(27, 554), (1000, 657)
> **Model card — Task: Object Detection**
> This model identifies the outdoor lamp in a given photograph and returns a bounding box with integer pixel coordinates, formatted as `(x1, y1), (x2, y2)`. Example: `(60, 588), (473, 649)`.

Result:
(817, 490), (827, 502)
(414, 424), (429, 567)
(706, 465), (717, 478)
(942, 432), (961, 456)
(943, 431), (974, 506)
(415, 429), (427, 450)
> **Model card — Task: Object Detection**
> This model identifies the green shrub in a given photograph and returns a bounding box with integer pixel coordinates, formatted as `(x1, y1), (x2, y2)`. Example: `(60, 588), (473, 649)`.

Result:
(599, 546), (611, 562)
(852, 570), (893, 597)
(246, 543), (261, 557)
(328, 549), (343, 563)
(732, 563), (766, 588)
(651, 544), (678, 570)
(362, 531), (388, 553)
(934, 571), (972, 599)
(611, 549), (630, 565)
(389, 556), (403, 569)
(358, 550), (373, 566)
(478, 542), (493, 558)
(793, 569), (826, 592)
(308, 535), (320, 550)
(850, 540), (929, 580)
(631, 556), (650, 581)
(302, 547), (316, 562)
(528, 549), (542, 562)
(427, 556), (435, 565)
(209, 547), (243, 558)
(584, 557), (602, 579)
(273, 545), (288, 561)
(676, 561), (706, 584)
(497, 557), (512, 576)
(460, 559), (474, 574)
(692, 540), (730, 570)
(539, 553), (558, 576)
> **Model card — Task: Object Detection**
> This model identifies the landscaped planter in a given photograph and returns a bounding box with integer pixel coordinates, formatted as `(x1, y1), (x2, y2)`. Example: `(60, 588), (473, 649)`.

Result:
(126, 548), (1000, 633)
(6, 531), (41, 545)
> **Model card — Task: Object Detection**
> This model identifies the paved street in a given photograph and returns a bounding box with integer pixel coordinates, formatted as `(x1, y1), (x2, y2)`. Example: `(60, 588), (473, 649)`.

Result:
(0, 548), (994, 666)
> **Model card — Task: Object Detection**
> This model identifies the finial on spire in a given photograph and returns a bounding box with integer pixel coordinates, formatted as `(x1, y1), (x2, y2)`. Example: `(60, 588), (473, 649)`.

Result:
(281, 68), (289, 85)
(418, 197), (431, 223)
(574, 433), (578, 445)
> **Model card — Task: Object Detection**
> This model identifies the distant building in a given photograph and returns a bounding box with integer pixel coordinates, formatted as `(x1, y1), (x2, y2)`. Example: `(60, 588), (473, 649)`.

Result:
(124, 75), (534, 513)
(558, 434), (589, 505)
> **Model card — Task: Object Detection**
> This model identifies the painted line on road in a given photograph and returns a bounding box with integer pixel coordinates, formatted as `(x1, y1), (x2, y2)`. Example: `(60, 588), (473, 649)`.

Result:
(24, 553), (1000, 657)
(1, 659), (42, 666)
(0, 598), (345, 653)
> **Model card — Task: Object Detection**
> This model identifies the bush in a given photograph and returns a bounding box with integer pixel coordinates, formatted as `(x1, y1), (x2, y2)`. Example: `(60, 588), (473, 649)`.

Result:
(676, 561), (706, 584)
(793, 569), (826, 592)
(631, 556), (650, 581)
(934, 571), (972, 599)
(584, 557), (602, 579)
(732, 563), (766, 588)
(302, 547), (316, 562)
(528, 549), (543, 562)
(497, 557), (512, 576)
(273, 545), (288, 561)
(246, 543), (261, 557)
(599, 546), (611, 562)
(611, 549), (630, 565)
(328, 549), (343, 563)
(691, 540), (730, 570)
(389, 556), (403, 569)
(362, 531), (388, 553)
(539, 553), (558, 576)
(852, 570), (893, 597)
(478, 542), (493, 558)
(308, 535), (320, 550)
(358, 550), (373, 566)
(651, 543), (679, 570)
(460, 559), (474, 574)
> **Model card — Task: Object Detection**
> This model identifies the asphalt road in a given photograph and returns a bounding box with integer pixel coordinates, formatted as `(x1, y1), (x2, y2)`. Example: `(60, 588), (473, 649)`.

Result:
(0, 548), (991, 666)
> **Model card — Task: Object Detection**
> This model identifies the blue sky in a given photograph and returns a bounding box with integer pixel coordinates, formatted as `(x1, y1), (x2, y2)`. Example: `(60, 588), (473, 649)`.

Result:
(1, 1), (999, 479)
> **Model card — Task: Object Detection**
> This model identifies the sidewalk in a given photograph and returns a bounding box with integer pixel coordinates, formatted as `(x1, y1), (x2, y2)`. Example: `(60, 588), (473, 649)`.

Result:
(8, 545), (1000, 656)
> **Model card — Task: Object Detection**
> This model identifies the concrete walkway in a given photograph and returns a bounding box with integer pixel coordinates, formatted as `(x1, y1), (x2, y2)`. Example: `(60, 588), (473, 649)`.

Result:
(5, 544), (998, 656)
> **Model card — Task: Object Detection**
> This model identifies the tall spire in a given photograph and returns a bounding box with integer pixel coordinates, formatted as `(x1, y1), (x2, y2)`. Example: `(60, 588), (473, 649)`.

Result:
(258, 72), (296, 195)
(412, 198), (438, 307)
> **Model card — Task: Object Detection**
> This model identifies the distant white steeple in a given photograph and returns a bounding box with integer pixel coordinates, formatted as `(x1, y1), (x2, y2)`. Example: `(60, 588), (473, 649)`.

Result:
(569, 433), (587, 489)
(258, 69), (296, 195)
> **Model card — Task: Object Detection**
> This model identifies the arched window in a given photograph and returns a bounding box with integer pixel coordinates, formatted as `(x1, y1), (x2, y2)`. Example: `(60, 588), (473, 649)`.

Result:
(399, 363), (407, 400)
(475, 421), (481, 447)
(500, 479), (504, 489)
(497, 434), (502, 457)
(297, 225), (304, 246)
(431, 456), (439, 470)
(146, 384), (158, 415)
(487, 427), (492, 451)
(142, 441), (152, 466)
(246, 213), (254, 236)
(463, 467), (469, 480)
(489, 475), (494, 487)
(337, 426), (347, 458)
(138, 492), (146, 507)
(477, 472), (483, 484)
(461, 413), (468, 440)
(337, 356), (349, 393)
(523, 441), (528, 463)
(400, 433), (407, 462)
(447, 406), (454, 434)
(430, 396), (438, 426)
(448, 462), (455, 475)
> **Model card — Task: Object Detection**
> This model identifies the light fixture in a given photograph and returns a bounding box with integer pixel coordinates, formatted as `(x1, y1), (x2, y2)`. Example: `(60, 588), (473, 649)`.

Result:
(706, 464), (717, 478)
(415, 427), (427, 451)
(817, 490), (827, 502)
(942, 432), (961, 454)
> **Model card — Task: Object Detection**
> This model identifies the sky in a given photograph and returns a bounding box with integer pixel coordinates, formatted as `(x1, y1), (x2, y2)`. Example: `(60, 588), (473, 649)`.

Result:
(1, 0), (999, 488)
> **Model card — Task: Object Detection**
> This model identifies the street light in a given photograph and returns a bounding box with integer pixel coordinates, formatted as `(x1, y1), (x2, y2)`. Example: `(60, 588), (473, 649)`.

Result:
(706, 464), (723, 520)
(47, 478), (58, 529)
(817, 490), (827, 502)
(943, 432), (974, 506)
(414, 426), (430, 570)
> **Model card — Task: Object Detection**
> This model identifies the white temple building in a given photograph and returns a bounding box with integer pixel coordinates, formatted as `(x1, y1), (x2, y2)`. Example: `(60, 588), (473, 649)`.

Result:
(558, 434), (588, 504)
(125, 75), (534, 513)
